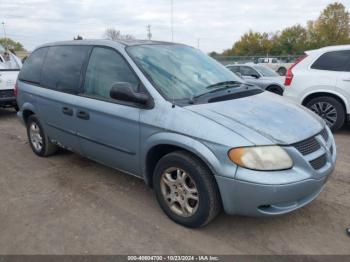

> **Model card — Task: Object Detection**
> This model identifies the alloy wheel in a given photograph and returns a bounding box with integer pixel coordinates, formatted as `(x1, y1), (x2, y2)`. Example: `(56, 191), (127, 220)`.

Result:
(29, 122), (43, 152)
(310, 102), (337, 127)
(160, 167), (199, 217)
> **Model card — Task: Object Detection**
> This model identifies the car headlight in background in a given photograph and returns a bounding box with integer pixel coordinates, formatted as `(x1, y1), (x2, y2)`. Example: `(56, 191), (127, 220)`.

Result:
(228, 146), (293, 171)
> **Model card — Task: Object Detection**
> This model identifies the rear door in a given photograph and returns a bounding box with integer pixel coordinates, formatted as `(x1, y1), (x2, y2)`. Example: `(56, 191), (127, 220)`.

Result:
(75, 46), (142, 175)
(333, 51), (350, 107)
(38, 45), (92, 152)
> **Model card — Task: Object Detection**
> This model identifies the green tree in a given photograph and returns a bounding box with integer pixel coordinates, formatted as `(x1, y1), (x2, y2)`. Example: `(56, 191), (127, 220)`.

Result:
(0, 38), (25, 51)
(276, 25), (308, 55)
(228, 31), (271, 56)
(312, 2), (350, 46)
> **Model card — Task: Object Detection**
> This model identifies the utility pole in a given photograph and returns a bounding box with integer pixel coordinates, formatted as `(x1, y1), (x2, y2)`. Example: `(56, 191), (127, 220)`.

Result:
(147, 24), (152, 40)
(170, 0), (174, 42)
(1, 22), (7, 48)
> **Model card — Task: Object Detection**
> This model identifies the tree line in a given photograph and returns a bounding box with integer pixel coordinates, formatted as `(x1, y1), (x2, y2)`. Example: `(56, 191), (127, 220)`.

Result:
(215, 2), (350, 57)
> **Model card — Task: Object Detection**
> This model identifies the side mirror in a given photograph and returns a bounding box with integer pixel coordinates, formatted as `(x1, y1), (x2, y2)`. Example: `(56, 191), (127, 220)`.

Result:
(110, 82), (149, 105)
(251, 74), (260, 79)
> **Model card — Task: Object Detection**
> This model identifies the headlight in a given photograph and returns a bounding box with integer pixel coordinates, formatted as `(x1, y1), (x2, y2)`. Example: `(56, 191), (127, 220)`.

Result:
(228, 146), (293, 171)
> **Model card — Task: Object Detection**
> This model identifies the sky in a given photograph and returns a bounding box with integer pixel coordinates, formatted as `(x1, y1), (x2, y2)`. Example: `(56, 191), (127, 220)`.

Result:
(0, 0), (349, 52)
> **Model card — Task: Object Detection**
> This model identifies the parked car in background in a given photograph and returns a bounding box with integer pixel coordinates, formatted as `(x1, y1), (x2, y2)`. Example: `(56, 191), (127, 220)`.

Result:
(17, 40), (336, 228)
(256, 57), (293, 76)
(226, 64), (285, 95)
(283, 45), (350, 131)
(0, 44), (22, 111)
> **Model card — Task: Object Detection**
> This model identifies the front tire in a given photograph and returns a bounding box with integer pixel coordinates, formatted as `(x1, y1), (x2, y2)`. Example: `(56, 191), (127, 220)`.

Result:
(305, 96), (345, 131)
(26, 115), (58, 157)
(153, 151), (221, 228)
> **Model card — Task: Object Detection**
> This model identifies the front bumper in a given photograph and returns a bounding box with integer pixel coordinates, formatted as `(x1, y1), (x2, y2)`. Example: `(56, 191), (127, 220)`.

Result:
(215, 128), (336, 217)
(216, 172), (332, 217)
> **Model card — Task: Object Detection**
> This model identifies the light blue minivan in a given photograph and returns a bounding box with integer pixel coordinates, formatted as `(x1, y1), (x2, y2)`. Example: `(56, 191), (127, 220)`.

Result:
(16, 40), (336, 228)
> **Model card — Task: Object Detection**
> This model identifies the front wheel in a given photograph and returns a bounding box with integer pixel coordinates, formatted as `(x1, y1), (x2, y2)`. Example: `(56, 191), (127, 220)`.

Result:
(306, 96), (345, 131)
(153, 151), (221, 228)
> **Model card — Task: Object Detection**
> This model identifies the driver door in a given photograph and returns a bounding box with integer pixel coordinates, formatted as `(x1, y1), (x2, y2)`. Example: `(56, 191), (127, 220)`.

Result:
(75, 47), (142, 176)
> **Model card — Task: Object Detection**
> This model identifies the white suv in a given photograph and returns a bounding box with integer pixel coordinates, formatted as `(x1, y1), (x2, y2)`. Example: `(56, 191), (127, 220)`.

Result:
(283, 45), (350, 131)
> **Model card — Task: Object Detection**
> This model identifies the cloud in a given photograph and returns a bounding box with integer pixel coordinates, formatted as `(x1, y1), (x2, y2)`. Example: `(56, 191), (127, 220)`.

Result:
(0, 0), (347, 52)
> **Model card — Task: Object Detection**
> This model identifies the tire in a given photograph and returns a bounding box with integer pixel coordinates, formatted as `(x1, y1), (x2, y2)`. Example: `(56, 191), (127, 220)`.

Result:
(305, 96), (345, 131)
(153, 151), (221, 228)
(266, 85), (283, 96)
(26, 115), (58, 157)
(14, 105), (19, 112)
(277, 67), (287, 76)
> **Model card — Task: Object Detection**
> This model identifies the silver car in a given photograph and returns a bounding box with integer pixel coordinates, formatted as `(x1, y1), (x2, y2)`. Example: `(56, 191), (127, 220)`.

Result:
(226, 64), (285, 95)
(17, 40), (336, 228)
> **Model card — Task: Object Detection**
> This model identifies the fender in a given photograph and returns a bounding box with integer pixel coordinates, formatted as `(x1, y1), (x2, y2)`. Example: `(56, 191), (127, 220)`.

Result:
(141, 132), (235, 185)
(301, 89), (349, 114)
(18, 102), (37, 124)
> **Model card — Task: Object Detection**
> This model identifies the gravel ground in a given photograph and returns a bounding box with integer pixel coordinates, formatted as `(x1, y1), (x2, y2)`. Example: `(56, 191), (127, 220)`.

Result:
(0, 108), (349, 255)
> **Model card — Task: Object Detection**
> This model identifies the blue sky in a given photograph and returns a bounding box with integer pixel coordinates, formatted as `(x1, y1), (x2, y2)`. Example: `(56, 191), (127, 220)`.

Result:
(1, 0), (349, 52)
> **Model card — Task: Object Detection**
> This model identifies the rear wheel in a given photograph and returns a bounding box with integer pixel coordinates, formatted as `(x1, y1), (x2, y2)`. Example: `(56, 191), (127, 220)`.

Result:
(305, 96), (345, 131)
(153, 151), (221, 228)
(26, 115), (58, 157)
(266, 85), (283, 95)
(277, 67), (287, 76)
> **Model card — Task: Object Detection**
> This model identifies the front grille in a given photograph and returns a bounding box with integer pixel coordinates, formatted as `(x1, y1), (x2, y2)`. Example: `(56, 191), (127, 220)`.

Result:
(310, 154), (327, 170)
(320, 128), (329, 142)
(0, 89), (14, 98)
(293, 137), (321, 156)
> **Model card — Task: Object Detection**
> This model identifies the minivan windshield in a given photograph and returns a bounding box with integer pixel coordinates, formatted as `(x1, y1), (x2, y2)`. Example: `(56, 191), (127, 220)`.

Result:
(127, 44), (242, 100)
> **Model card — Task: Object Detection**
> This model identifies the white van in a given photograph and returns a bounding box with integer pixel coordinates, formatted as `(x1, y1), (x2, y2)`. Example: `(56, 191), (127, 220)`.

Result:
(0, 44), (22, 111)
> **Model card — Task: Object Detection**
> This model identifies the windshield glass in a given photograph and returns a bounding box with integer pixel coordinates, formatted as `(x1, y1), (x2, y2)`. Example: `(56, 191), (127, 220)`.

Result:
(127, 44), (241, 100)
(0, 44), (21, 70)
(254, 65), (278, 77)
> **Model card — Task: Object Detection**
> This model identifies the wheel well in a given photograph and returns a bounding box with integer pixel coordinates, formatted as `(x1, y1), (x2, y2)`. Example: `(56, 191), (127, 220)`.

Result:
(144, 144), (211, 188)
(266, 85), (283, 95)
(302, 92), (347, 112)
(22, 110), (34, 124)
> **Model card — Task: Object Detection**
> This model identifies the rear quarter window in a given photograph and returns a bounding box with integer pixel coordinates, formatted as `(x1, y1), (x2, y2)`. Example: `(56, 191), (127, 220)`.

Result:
(18, 47), (48, 84)
(311, 50), (350, 72)
(41, 45), (91, 94)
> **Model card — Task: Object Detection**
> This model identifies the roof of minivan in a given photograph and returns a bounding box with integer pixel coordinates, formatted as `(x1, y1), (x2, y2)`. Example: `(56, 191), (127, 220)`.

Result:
(37, 39), (181, 49)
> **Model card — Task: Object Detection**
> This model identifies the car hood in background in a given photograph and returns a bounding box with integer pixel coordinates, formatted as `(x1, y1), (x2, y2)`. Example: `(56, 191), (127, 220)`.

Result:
(186, 91), (324, 145)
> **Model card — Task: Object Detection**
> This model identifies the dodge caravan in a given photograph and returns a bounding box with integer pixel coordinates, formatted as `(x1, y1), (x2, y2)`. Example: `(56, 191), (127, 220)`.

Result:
(17, 40), (336, 228)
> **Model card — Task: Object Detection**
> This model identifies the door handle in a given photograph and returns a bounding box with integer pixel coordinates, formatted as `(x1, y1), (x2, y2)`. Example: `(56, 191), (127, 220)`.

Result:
(343, 78), (350, 82)
(77, 110), (90, 120)
(62, 107), (73, 116)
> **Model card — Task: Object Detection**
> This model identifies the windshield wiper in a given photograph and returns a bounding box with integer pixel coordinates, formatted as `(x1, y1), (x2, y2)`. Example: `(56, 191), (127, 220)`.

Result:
(205, 81), (241, 90)
(192, 81), (242, 100)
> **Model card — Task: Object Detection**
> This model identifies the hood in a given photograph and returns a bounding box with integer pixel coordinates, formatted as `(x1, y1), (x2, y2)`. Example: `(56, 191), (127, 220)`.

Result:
(186, 92), (324, 145)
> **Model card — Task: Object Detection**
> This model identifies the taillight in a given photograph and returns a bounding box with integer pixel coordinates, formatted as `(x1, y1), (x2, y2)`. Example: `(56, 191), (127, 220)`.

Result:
(14, 81), (18, 97)
(284, 55), (307, 86)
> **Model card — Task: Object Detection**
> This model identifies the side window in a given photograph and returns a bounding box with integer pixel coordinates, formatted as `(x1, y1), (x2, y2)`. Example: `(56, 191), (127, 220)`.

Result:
(271, 58), (278, 63)
(41, 45), (91, 94)
(83, 47), (139, 99)
(311, 51), (350, 72)
(240, 66), (258, 76)
(18, 47), (48, 84)
(228, 66), (240, 73)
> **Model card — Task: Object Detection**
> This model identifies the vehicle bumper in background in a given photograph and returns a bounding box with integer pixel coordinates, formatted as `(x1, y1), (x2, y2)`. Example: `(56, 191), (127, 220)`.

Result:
(0, 90), (16, 107)
(215, 163), (335, 217)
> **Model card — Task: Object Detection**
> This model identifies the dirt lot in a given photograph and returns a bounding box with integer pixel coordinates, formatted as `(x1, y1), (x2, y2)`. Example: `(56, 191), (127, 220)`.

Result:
(0, 108), (349, 255)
